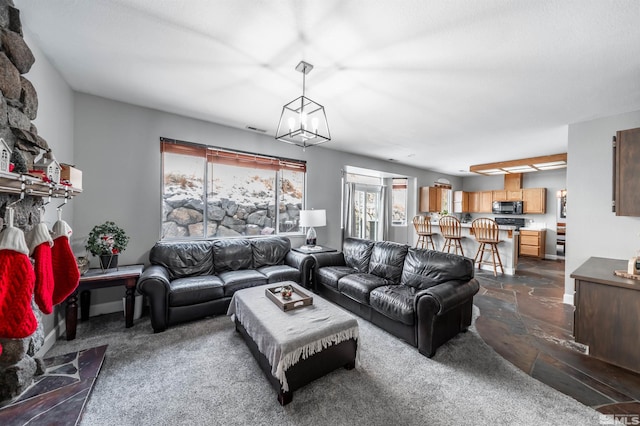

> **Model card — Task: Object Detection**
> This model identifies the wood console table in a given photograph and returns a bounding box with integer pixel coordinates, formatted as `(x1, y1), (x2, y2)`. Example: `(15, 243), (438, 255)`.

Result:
(65, 264), (144, 340)
(570, 257), (640, 374)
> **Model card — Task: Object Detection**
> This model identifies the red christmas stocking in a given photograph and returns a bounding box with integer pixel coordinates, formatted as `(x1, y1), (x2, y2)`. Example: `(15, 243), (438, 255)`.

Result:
(51, 219), (80, 306)
(0, 227), (38, 355)
(28, 223), (55, 314)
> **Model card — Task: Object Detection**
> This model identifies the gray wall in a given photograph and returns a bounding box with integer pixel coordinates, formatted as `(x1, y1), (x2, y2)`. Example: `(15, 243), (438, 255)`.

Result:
(23, 34), (75, 339)
(462, 169), (567, 257)
(565, 109), (640, 302)
(72, 93), (461, 306)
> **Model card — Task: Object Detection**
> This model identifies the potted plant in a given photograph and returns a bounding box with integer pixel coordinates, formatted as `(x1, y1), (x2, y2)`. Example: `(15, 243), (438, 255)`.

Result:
(85, 221), (129, 270)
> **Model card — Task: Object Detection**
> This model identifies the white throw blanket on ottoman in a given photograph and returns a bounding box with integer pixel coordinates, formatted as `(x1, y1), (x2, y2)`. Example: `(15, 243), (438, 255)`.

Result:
(227, 283), (359, 392)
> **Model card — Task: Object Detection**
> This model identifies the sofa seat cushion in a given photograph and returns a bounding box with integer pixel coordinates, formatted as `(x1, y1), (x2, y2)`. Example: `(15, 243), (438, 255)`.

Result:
(218, 270), (268, 296)
(258, 265), (299, 283)
(370, 285), (416, 326)
(337, 273), (389, 304)
(316, 266), (358, 290)
(168, 275), (225, 307)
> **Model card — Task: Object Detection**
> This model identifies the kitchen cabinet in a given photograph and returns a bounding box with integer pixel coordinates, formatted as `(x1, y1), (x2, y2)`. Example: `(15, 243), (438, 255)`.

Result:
(504, 173), (523, 191)
(479, 191), (493, 213)
(492, 190), (506, 201)
(468, 191), (492, 213)
(519, 229), (546, 258)
(419, 186), (441, 213)
(522, 188), (546, 214)
(468, 192), (479, 213)
(571, 257), (640, 374)
(613, 127), (640, 216)
(420, 186), (452, 213)
(506, 190), (522, 201)
(453, 191), (469, 213)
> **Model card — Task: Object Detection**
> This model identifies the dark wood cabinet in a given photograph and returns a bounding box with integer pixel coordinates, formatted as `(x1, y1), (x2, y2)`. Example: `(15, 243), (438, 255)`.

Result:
(571, 257), (640, 374)
(613, 127), (640, 216)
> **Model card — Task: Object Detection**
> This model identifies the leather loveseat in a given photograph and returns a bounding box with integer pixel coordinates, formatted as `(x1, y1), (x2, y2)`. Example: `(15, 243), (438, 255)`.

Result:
(311, 237), (479, 357)
(137, 236), (313, 332)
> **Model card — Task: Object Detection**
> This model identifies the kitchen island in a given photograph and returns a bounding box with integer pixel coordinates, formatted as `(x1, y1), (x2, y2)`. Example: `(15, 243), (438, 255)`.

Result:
(430, 221), (519, 275)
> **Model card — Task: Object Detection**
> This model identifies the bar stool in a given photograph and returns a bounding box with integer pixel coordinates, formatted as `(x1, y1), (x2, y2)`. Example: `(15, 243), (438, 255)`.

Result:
(439, 215), (464, 256)
(471, 217), (503, 276)
(412, 215), (436, 250)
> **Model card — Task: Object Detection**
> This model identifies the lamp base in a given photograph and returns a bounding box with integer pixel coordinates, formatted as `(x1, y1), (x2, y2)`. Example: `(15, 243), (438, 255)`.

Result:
(305, 227), (317, 247)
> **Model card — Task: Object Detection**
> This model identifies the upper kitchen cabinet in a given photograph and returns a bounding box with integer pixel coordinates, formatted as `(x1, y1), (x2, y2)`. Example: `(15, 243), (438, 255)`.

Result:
(419, 186), (451, 213)
(522, 188), (546, 214)
(479, 191), (493, 213)
(492, 190), (507, 201)
(453, 190), (469, 213)
(466, 191), (492, 213)
(613, 127), (640, 216)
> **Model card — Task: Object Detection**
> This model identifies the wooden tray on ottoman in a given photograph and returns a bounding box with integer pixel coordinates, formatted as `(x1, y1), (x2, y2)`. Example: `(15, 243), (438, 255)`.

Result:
(265, 284), (313, 311)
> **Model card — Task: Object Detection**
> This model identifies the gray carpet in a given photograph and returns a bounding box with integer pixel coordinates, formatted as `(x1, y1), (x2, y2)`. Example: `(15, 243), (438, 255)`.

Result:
(47, 305), (601, 426)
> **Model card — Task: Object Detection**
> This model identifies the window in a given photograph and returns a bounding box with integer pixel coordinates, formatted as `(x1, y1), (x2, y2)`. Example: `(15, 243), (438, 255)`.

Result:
(391, 178), (407, 226)
(161, 139), (306, 239)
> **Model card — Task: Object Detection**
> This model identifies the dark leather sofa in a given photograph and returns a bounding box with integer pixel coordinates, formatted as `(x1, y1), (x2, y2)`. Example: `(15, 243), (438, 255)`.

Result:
(311, 237), (479, 357)
(137, 236), (313, 332)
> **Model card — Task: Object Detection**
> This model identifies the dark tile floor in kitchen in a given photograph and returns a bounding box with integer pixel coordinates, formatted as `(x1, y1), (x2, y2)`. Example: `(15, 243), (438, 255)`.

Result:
(474, 256), (640, 416)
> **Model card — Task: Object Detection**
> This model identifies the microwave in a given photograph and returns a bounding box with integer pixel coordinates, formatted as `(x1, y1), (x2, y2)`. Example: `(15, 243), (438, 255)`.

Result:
(492, 201), (523, 215)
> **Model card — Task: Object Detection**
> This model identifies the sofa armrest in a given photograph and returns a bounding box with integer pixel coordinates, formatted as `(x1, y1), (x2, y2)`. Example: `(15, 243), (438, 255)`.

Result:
(285, 251), (315, 289)
(136, 265), (171, 332)
(311, 252), (346, 268)
(415, 278), (480, 316)
(414, 278), (479, 357)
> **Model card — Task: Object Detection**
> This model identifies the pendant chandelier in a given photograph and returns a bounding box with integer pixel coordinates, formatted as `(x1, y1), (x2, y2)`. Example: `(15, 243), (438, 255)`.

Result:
(275, 61), (331, 150)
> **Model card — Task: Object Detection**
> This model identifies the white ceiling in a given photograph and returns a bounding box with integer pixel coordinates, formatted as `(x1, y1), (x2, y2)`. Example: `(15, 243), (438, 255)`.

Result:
(15, 0), (640, 176)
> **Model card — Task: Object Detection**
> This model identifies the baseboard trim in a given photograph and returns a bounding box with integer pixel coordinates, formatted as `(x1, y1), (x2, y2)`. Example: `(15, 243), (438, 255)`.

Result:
(563, 293), (574, 306)
(36, 301), (125, 357)
(37, 317), (66, 357)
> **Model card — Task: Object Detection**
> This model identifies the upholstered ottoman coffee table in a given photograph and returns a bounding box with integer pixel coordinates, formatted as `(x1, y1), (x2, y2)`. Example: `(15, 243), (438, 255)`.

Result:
(227, 282), (359, 405)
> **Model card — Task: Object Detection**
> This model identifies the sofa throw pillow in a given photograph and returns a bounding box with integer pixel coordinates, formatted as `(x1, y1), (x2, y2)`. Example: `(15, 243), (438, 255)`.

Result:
(252, 236), (290, 268)
(368, 241), (408, 284)
(401, 248), (474, 289)
(342, 238), (374, 272)
(150, 241), (215, 280)
(213, 239), (253, 272)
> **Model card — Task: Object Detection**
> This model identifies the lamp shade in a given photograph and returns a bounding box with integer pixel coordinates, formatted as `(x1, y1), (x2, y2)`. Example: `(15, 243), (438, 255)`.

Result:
(299, 209), (326, 228)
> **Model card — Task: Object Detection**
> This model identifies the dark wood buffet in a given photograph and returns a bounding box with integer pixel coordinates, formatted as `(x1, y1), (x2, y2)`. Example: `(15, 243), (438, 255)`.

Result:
(571, 257), (640, 374)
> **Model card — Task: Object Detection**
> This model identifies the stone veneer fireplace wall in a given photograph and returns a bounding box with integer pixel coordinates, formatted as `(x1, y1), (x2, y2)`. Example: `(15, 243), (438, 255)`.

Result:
(0, 0), (65, 402)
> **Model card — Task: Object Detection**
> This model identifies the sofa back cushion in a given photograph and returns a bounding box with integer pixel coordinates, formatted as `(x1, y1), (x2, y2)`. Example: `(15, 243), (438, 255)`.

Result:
(342, 238), (375, 272)
(251, 236), (291, 268)
(401, 248), (474, 290)
(368, 241), (409, 284)
(150, 240), (215, 280)
(213, 239), (253, 272)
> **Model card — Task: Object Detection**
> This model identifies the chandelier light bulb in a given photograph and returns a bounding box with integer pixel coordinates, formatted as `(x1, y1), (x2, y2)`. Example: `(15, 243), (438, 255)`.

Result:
(311, 117), (319, 133)
(288, 117), (296, 132)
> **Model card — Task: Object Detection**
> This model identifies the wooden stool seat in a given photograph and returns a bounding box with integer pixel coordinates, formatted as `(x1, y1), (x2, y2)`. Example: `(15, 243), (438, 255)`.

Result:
(471, 218), (503, 276)
(439, 215), (464, 256)
(413, 215), (436, 250)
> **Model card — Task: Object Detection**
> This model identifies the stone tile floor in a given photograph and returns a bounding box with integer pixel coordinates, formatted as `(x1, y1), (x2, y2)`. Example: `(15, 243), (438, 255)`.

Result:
(474, 256), (640, 418)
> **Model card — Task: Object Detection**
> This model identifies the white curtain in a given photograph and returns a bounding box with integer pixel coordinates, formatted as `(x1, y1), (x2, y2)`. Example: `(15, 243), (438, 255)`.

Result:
(378, 185), (389, 241)
(341, 180), (355, 245)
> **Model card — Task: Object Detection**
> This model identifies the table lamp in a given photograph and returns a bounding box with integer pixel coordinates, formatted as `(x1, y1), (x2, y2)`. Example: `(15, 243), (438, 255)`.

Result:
(299, 209), (326, 248)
